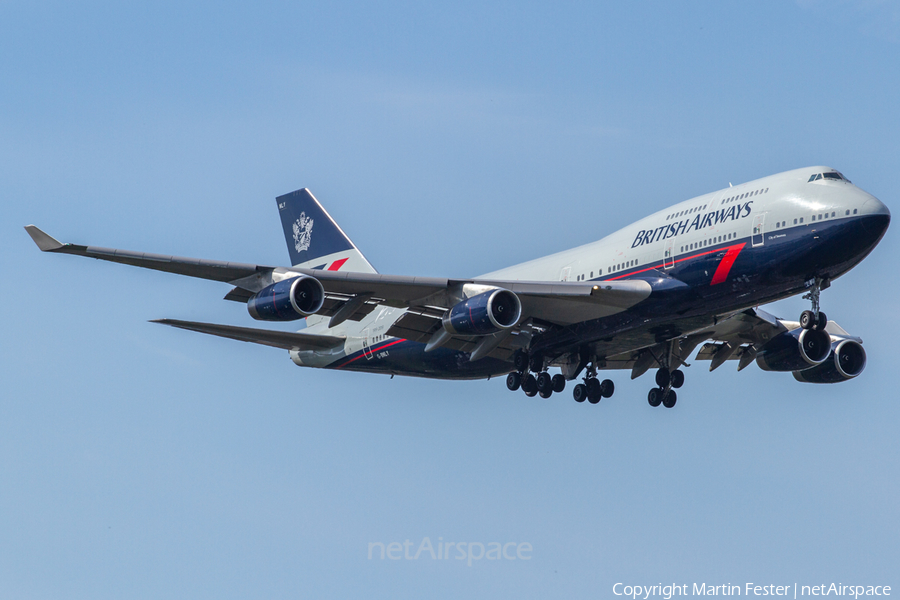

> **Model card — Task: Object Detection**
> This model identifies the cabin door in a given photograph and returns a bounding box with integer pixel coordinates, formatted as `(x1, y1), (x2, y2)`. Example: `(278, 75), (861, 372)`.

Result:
(663, 238), (675, 269)
(751, 213), (767, 247)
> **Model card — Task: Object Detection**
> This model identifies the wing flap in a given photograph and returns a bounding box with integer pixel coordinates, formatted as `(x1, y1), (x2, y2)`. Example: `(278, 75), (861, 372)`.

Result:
(151, 319), (345, 351)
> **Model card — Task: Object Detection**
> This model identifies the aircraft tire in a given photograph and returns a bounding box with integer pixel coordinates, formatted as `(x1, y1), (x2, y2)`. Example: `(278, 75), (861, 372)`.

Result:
(506, 372), (521, 391)
(816, 311), (828, 330)
(513, 350), (529, 372)
(573, 384), (587, 402)
(655, 368), (670, 388)
(671, 370), (684, 389)
(800, 310), (816, 330)
(522, 373), (537, 396)
(536, 371), (553, 394)
(539, 389), (553, 399)
(648, 388), (662, 407)
(551, 374), (566, 393)
(600, 379), (615, 398)
(662, 390), (677, 408)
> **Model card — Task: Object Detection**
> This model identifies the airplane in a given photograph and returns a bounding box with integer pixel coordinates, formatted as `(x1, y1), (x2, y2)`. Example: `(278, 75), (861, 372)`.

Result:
(25, 166), (890, 408)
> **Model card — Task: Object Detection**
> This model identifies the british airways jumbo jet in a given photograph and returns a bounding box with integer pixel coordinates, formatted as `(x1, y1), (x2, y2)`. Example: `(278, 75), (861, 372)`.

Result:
(26, 166), (889, 408)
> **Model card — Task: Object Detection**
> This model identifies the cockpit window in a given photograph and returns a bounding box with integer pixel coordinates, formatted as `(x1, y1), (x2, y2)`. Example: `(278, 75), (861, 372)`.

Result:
(809, 171), (851, 183)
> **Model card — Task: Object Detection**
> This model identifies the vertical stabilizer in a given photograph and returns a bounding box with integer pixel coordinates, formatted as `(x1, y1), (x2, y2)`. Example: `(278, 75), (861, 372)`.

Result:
(276, 188), (378, 274)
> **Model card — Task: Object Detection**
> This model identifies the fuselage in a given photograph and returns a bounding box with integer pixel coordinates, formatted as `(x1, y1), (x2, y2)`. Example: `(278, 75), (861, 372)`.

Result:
(292, 166), (890, 378)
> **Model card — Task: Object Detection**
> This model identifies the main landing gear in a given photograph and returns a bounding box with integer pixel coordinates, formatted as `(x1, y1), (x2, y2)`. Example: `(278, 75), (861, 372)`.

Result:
(647, 367), (683, 409)
(507, 350), (607, 403)
(572, 372), (614, 405)
(800, 277), (830, 331)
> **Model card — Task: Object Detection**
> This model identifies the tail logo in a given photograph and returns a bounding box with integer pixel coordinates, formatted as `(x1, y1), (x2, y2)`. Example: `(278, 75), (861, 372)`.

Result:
(292, 213), (314, 253)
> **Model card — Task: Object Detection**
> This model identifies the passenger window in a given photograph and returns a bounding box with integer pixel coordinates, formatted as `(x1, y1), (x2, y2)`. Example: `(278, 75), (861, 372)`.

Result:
(800, 218), (804, 223)
(853, 209), (858, 214)
(794, 219), (797, 224)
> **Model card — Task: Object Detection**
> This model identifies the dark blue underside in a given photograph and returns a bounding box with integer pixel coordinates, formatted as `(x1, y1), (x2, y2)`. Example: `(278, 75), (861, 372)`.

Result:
(321, 214), (889, 380)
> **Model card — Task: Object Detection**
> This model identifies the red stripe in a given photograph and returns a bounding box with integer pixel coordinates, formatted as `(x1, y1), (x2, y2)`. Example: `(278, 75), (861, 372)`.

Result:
(328, 258), (349, 271)
(710, 243), (745, 285)
(605, 243), (745, 282)
(336, 339), (405, 369)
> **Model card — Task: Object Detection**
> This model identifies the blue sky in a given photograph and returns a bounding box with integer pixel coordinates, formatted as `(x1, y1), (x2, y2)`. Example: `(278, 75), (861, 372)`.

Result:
(2, 1), (899, 598)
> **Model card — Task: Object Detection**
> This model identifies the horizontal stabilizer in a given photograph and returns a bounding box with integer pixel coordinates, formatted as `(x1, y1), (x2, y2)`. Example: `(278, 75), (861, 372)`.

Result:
(151, 319), (345, 351)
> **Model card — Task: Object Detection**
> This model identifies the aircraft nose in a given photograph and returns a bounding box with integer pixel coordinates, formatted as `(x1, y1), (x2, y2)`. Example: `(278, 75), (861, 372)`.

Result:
(863, 196), (891, 217)
(861, 196), (890, 243)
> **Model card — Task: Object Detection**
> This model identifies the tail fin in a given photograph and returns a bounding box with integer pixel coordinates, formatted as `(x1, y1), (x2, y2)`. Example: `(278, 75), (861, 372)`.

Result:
(276, 188), (378, 274)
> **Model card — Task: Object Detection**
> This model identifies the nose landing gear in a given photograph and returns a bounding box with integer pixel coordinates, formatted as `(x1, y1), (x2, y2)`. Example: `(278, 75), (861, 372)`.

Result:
(801, 277), (830, 331)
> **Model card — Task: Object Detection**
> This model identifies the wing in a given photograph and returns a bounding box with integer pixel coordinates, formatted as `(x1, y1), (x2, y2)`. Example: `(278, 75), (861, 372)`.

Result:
(25, 225), (267, 283)
(26, 226), (653, 331)
(151, 319), (344, 351)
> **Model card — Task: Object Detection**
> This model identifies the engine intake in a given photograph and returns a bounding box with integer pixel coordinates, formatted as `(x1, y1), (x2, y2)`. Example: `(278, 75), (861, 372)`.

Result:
(756, 327), (831, 372)
(793, 339), (867, 383)
(247, 276), (325, 321)
(442, 289), (522, 336)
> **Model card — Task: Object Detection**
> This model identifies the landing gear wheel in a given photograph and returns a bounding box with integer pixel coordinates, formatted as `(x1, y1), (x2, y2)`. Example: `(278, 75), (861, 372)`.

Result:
(506, 372), (521, 391)
(662, 390), (677, 408)
(816, 311), (828, 331)
(599, 379), (615, 398)
(655, 368), (671, 388)
(536, 372), (553, 395)
(513, 350), (528, 373)
(648, 388), (662, 407)
(529, 353), (544, 373)
(539, 389), (553, 399)
(551, 374), (566, 393)
(670, 370), (684, 389)
(522, 373), (537, 397)
(800, 310), (816, 330)
(573, 383), (587, 403)
(586, 378), (602, 403)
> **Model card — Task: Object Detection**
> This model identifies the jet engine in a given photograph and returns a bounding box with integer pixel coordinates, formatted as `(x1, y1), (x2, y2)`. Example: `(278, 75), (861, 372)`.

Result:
(755, 327), (831, 372)
(247, 276), (325, 321)
(793, 339), (867, 383)
(442, 289), (522, 336)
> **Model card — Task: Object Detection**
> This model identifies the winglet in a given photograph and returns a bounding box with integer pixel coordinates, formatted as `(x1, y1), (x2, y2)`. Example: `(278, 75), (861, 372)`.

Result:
(24, 225), (64, 252)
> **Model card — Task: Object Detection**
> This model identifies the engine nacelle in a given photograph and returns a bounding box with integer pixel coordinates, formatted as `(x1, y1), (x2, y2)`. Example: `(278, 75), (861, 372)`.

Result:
(756, 327), (831, 372)
(793, 339), (867, 383)
(247, 276), (325, 321)
(442, 289), (522, 336)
